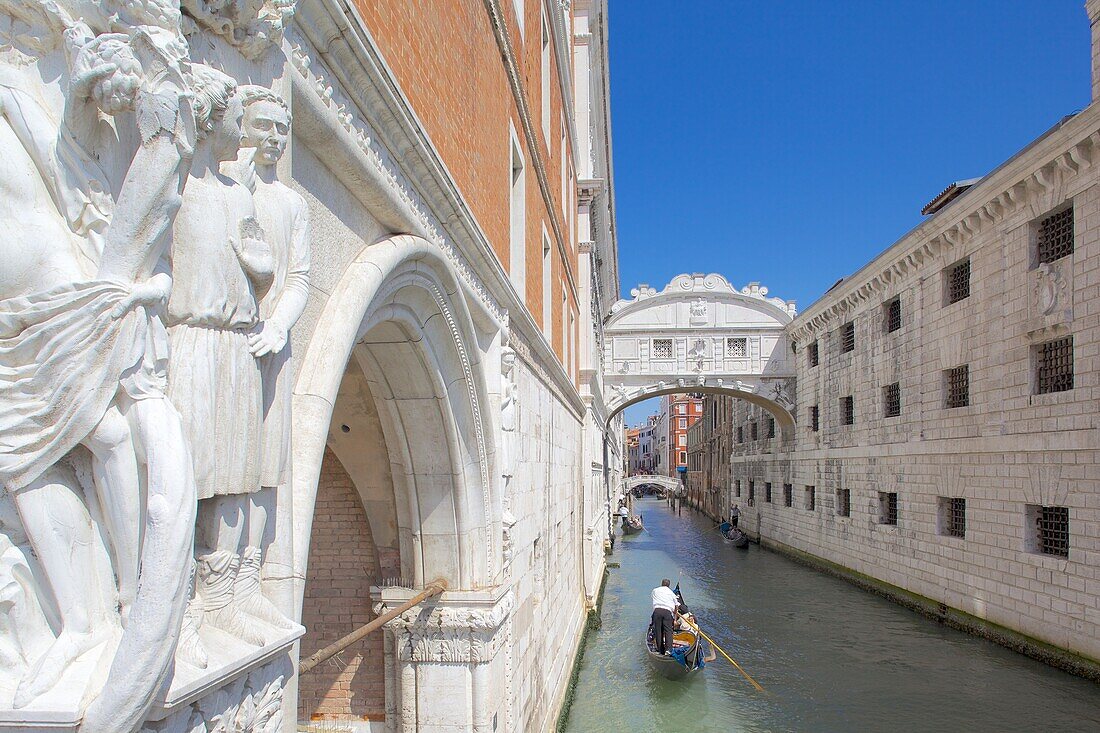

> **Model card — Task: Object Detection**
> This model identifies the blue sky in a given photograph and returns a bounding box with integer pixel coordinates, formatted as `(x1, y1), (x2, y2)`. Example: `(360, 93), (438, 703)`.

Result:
(611, 1), (1089, 427)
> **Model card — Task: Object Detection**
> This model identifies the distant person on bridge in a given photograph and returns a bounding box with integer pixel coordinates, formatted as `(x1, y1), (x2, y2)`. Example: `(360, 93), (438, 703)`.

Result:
(651, 578), (682, 655)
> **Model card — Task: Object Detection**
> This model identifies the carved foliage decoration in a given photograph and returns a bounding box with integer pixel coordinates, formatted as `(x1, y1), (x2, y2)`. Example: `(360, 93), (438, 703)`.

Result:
(181, 0), (295, 59)
(380, 592), (515, 664)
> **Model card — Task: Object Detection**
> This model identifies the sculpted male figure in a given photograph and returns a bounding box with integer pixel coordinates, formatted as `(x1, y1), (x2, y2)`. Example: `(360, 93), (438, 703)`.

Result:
(0, 19), (198, 733)
(165, 66), (274, 663)
(229, 85), (310, 629)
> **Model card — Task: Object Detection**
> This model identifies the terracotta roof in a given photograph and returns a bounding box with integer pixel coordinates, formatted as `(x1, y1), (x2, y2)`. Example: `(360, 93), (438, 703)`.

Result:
(921, 177), (983, 216)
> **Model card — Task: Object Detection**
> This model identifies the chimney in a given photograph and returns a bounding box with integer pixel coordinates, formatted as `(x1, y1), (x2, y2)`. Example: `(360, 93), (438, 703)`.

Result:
(1088, 0), (1100, 101)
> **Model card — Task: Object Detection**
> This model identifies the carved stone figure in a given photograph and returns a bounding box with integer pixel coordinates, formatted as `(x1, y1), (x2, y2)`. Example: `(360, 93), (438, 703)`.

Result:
(0, 7), (199, 730)
(228, 84), (309, 629)
(165, 66), (274, 662)
(689, 298), (707, 325)
(500, 346), (518, 480)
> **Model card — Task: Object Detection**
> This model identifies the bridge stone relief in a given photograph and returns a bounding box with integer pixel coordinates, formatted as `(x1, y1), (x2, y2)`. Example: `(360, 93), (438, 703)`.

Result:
(603, 273), (798, 427)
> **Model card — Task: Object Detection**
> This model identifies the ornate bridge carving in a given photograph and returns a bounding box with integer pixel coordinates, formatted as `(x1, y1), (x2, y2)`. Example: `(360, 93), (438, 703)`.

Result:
(603, 273), (798, 428)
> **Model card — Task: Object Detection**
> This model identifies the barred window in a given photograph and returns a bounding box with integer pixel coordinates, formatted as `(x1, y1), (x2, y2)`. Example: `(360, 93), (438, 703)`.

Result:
(940, 497), (966, 538)
(765, 482), (772, 503)
(1034, 505), (1070, 557)
(883, 382), (901, 418)
(1035, 206), (1074, 265)
(737, 426), (744, 444)
(748, 481), (755, 504)
(727, 337), (747, 358)
(945, 365), (969, 408)
(879, 492), (898, 525)
(735, 479), (741, 497)
(884, 297), (902, 333)
(840, 321), (855, 353)
(836, 488), (851, 517)
(783, 483), (793, 507)
(1035, 337), (1073, 395)
(750, 422), (758, 441)
(808, 340), (819, 367)
(810, 405), (820, 432)
(652, 338), (673, 359)
(841, 395), (854, 426)
(766, 417), (775, 439)
(805, 485), (816, 511)
(945, 258), (971, 305)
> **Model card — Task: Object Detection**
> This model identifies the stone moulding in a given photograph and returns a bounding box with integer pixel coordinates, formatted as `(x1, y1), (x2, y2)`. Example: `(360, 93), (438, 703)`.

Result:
(373, 587), (515, 664)
(789, 113), (1100, 344)
(610, 273), (796, 319)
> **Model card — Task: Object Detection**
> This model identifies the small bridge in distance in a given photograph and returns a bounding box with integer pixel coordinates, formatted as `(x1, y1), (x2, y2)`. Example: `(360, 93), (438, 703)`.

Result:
(624, 474), (681, 494)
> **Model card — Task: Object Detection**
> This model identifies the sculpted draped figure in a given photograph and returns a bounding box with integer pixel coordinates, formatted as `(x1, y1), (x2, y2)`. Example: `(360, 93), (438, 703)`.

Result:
(0, 0), (200, 730)
(230, 84), (310, 627)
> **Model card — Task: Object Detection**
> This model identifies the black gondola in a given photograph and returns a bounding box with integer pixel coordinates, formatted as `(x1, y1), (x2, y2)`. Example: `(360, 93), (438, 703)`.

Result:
(621, 513), (644, 534)
(644, 584), (714, 678)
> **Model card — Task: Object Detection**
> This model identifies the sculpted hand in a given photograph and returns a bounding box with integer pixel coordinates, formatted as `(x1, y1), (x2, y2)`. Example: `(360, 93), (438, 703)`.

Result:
(248, 321), (288, 357)
(111, 278), (170, 319)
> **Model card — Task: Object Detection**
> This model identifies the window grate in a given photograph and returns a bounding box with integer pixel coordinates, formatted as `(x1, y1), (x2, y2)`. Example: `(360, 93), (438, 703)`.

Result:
(810, 405), (820, 432)
(840, 321), (855, 353)
(748, 481), (755, 504)
(808, 341), (819, 367)
(766, 417), (775, 439)
(652, 339), (673, 359)
(1037, 506), (1069, 557)
(735, 479), (741, 497)
(1036, 337), (1073, 394)
(945, 497), (966, 538)
(885, 297), (902, 333)
(879, 492), (898, 525)
(737, 426), (744, 444)
(883, 382), (901, 418)
(1036, 207), (1074, 265)
(805, 486), (816, 511)
(841, 395), (854, 426)
(783, 484), (793, 507)
(765, 482), (772, 503)
(945, 365), (969, 408)
(727, 337), (747, 358)
(750, 422), (758, 441)
(836, 488), (851, 517)
(946, 258), (971, 304)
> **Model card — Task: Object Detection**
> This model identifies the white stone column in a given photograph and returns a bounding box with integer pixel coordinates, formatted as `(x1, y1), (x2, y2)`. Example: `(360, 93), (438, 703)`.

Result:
(374, 587), (514, 733)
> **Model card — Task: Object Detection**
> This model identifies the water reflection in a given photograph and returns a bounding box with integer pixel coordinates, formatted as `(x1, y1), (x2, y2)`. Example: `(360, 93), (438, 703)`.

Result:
(564, 497), (1100, 733)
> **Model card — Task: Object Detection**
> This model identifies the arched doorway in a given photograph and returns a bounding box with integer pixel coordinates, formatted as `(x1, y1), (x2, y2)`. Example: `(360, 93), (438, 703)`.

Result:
(291, 235), (506, 728)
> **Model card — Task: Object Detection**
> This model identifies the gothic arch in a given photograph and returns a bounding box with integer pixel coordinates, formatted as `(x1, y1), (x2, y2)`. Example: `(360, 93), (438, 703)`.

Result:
(292, 234), (497, 609)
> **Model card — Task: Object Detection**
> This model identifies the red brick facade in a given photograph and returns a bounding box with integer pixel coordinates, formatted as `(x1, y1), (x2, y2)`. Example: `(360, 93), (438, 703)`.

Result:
(298, 448), (391, 721)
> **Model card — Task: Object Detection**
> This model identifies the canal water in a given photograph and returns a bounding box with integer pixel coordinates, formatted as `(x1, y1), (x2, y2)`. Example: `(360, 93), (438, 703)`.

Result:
(563, 497), (1100, 733)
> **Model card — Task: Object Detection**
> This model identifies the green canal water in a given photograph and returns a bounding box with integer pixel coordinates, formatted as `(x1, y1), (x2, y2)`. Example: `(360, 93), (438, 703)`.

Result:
(562, 497), (1100, 733)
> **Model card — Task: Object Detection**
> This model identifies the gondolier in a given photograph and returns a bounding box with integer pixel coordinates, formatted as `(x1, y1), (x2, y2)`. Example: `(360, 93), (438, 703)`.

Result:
(650, 579), (680, 655)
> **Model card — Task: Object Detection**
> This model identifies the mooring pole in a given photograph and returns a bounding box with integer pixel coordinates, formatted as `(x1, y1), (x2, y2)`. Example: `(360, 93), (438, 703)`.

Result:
(299, 579), (448, 674)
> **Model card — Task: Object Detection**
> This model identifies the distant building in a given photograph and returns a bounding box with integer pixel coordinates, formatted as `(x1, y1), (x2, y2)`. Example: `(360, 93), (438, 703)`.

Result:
(654, 394), (701, 476)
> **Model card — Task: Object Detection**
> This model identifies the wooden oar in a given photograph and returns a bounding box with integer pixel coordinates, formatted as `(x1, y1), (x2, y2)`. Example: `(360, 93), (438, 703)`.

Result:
(677, 614), (765, 692)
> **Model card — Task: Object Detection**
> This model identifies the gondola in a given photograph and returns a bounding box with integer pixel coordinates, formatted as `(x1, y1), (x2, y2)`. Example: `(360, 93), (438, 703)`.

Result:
(718, 521), (749, 547)
(645, 585), (715, 679)
(621, 513), (644, 534)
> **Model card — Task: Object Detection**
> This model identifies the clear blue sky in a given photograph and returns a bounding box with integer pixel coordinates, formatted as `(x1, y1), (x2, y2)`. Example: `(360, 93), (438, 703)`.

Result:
(612, 1), (1089, 427)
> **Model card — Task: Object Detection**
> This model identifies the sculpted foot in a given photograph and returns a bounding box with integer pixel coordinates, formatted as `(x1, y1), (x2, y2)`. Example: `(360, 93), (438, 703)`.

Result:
(13, 628), (107, 708)
(235, 546), (295, 630)
(176, 611), (209, 669)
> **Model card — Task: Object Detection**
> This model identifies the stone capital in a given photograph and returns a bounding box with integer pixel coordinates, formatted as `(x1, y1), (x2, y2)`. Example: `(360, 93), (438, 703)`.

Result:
(373, 586), (514, 664)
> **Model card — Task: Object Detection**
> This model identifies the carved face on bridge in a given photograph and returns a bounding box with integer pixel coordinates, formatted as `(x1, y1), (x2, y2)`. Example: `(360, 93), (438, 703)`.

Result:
(242, 98), (290, 165)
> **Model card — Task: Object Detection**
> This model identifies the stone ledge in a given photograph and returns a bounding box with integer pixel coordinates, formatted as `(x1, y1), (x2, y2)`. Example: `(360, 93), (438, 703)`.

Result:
(758, 535), (1100, 682)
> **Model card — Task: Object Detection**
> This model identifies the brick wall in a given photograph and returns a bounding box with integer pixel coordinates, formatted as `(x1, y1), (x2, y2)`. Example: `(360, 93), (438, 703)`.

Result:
(298, 447), (386, 722)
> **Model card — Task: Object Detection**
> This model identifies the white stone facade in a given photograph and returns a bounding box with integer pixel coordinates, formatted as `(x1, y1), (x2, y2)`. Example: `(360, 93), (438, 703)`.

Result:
(725, 63), (1100, 666)
(0, 0), (618, 732)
